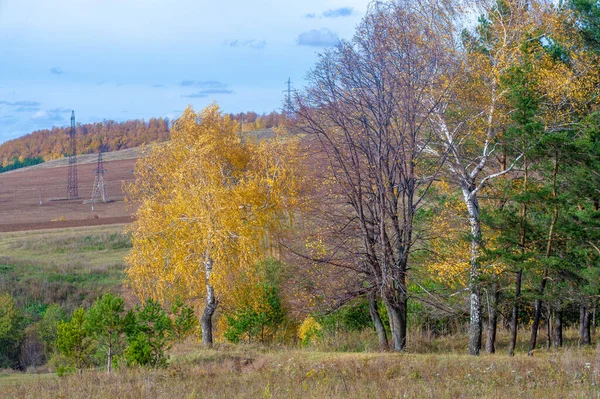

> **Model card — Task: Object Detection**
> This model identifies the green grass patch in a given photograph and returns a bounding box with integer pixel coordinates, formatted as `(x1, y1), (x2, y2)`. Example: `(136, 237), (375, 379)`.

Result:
(0, 225), (130, 312)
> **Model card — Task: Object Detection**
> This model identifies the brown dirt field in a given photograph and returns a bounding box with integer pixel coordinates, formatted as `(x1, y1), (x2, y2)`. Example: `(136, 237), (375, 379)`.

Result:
(0, 158), (138, 232)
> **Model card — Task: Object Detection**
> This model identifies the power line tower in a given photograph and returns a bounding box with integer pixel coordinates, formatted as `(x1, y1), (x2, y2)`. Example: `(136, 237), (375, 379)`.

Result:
(284, 78), (293, 116)
(67, 110), (79, 199)
(90, 151), (109, 207)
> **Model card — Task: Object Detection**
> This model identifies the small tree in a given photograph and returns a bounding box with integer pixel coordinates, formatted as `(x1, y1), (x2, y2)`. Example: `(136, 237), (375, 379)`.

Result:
(170, 297), (197, 342)
(85, 293), (126, 373)
(126, 105), (301, 346)
(56, 308), (93, 373)
(224, 282), (285, 344)
(0, 294), (23, 369)
(125, 300), (172, 368)
(37, 304), (66, 357)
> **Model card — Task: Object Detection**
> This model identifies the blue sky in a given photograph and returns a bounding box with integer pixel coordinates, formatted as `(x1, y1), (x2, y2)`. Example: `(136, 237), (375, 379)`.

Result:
(0, 0), (369, 143)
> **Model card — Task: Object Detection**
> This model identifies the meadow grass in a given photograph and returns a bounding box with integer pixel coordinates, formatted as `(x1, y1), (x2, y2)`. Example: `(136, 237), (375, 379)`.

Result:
(1, 225), (599, 398)
(0, 224), (130, 311)
(0, 224), (131, 267)
(2, 338), (600, 398)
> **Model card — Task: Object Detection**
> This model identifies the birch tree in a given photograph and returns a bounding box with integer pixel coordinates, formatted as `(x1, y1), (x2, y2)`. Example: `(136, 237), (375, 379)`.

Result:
(430, 0), (545, 355)
(125, 105), (301, 345)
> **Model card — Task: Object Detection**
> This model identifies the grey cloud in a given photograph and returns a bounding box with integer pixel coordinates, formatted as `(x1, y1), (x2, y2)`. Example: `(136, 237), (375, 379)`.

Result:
(180, 80), (227, 89)
(50, 67), (64, 75)
(305, 7), (355, 19)
(228, 39), (267, 49)
(297, 29), (339, 47)
(323, 7), (354, 18)
(182, 88), (234, 98)
(0, 100), (41, 107)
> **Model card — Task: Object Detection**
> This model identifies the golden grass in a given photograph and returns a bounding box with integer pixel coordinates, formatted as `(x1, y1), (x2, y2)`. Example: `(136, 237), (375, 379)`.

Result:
(3, 339), (600, 398)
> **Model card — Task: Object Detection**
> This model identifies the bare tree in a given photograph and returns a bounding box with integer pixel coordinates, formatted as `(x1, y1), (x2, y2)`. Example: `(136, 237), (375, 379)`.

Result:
(295, 0), (457, 351)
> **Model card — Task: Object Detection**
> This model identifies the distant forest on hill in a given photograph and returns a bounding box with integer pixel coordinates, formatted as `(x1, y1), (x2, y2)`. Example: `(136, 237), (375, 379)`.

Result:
(0, 111), (288, 167)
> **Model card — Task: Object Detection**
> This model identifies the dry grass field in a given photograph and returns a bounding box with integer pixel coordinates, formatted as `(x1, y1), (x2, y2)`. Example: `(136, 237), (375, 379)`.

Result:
(2, 340), (600, 399)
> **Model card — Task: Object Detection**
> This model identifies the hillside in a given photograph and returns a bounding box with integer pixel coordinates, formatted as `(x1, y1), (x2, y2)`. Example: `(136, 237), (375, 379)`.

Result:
(0, 118), (170, 167)
(0, 128), (278, 233)
(0, 111), (289, 170)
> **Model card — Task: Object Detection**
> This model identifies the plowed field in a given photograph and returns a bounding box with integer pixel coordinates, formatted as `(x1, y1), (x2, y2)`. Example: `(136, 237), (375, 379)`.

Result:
(0, 158), (137, 232)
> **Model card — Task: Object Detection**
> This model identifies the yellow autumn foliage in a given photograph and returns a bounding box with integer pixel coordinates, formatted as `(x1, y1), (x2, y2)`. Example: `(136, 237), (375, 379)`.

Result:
(298, 315), (322, 345)
(125, 104), (302, 309)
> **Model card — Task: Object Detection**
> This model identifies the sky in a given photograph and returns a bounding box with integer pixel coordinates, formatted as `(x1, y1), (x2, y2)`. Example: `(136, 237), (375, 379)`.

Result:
(0, 0), (370, 144)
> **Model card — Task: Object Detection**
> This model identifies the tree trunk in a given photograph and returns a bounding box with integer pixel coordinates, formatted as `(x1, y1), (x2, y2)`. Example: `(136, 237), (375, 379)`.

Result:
(553, 308), (563, 348)
(508, 270), (522, 356)
(201, 293), (217, 346)
(486, 281), (499, 354)
(384, 297), (407, 351)
(580, 304), (586, 343)
(528, 272), (548, 356)
(463, 188), (483, 356)
(368, 290), (388, 350)
(529, 151), (559, 356)
(545, 302), (552, 349)
(201, 255), (217, 346)
(593, 306), (596, 339)
(510, 155), (527, 357)
(581, 304), (592, 346)
(107, 343), (112, 374)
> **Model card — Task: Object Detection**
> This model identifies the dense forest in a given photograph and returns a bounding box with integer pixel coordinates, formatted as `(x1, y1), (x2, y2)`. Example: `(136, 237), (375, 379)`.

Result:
(227, 110), (290, 132)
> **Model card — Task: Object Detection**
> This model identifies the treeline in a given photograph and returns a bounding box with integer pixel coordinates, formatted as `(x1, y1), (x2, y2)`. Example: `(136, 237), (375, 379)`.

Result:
(0, 156), (44, 173)
(289, 0), (600, 356)
(0, 118), (171, 167)
(0, 112), (289, 167)
(227, 111), (290, 132)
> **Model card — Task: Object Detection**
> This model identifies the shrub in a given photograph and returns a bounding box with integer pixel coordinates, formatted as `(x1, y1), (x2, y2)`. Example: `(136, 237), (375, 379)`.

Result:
(298, 316), (322, 345)
(37, 304), (66, 356)
(319, 298), (372, 334)
(19, 325), (45, 369)
(170, 297), (197, 342)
